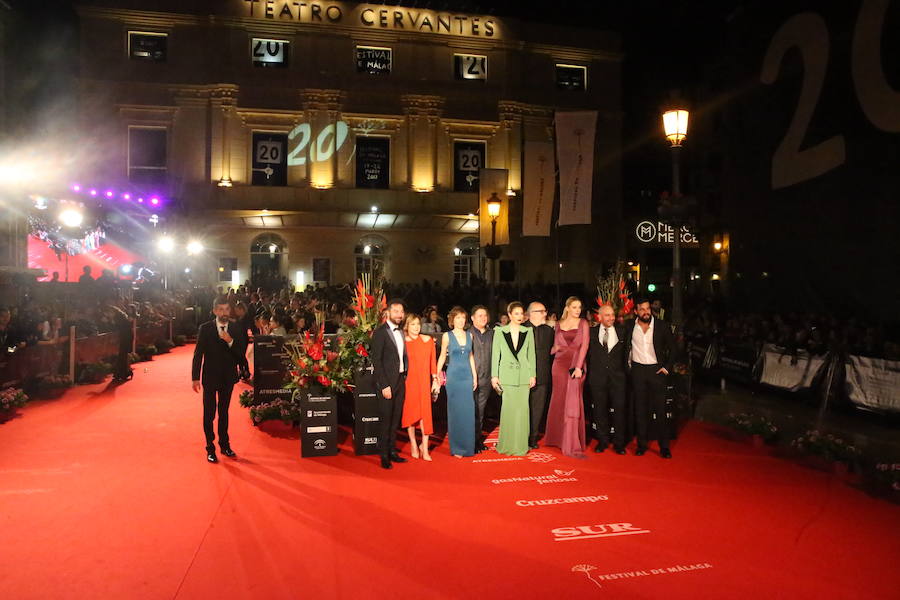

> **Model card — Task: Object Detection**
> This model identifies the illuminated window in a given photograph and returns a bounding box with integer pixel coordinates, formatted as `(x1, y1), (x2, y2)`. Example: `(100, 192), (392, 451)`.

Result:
(356, 46), (392, 75)
(454, 54), (487, 80)
(556, 64), (587, 91)
(354, 235), (387, 281)
(218, 258), (237, 282)
(453, 141), (485, 192)
(453, 237), (480, 286)
(128, 32), (167, 62)
(251, 132), (288, 186)
(128, 127), (167, 184)
(252, 38), (289, 68)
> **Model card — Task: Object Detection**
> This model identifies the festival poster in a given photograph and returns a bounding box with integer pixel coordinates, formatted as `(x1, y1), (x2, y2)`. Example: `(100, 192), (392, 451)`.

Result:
(555, 110), (597, 226)
(478, 168), (510, 247)
(522, 140), (554, 236)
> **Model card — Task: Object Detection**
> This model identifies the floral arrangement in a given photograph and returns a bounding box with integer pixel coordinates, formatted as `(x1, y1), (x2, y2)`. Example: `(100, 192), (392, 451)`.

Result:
(156, 339), (174, 354)
(791, 430), (861, 463)
(727, 413), (778, 441)
(872, 463), (900, 492)
(0, 387), (29, 412)
(136, 344), (157, 360)
(595, 262), (634, 322)
(76, 361), (112, 384)
(36, 373), (73, 389)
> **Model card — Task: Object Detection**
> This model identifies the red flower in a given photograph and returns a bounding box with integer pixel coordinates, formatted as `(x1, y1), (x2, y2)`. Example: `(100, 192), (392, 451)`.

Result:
(326, 351), (339, 362)
(296, 359), (306, 369)
(618, 278), (626, 291)
(308, 343), (324, 361)
(356, 344), (369, 357)
(317, 375), (331, 387)
(365, 294), (375, 308)
(289, 370), (299, 377)
(311, 363), (320, 373)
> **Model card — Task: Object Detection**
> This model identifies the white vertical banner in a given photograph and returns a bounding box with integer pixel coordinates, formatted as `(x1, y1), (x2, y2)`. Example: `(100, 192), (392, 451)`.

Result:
(555, 111), (597, 226)
(478, 168), (510, 247)
(522, 140), (554, 236)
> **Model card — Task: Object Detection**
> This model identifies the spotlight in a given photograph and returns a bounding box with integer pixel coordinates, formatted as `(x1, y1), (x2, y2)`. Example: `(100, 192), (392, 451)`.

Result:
(59, 208), (84, 228)
(453, 247), (461, 256)
(123, 193), (131, 200)
(370, 205), (378, 213)
(467, 213), (476, 219)
(89, 189), (97, 196)
(363, 245), (371, 255)
(137, 198), (144, 203)
(32, 196), (48, 210)
(186, 240), (204, 255)
(150, 197), (160, 206)
(184, 267), (191, 274)
(72, 184), (81, 192)
(268, 243), (278, 253)
(157, 237), (175, 253)
(105, 190), (114, 198)
(121, 264), (133, 274)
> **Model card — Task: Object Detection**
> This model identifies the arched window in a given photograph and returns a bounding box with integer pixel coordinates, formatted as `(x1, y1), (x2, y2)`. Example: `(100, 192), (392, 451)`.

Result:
(250, 233), (288, 290)
(354, 234), (388, 282)
(453, 236), (480, 285)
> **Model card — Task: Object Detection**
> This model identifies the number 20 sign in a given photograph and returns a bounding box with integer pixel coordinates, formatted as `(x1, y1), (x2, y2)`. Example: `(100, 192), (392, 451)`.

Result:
(761, 0), (899, 189)
(286, 121), (351, 166)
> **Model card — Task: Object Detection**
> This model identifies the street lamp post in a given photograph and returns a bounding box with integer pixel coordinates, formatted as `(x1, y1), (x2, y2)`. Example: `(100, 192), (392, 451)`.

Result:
(662, 107), (689, 339)
(484, 193), (502, 313)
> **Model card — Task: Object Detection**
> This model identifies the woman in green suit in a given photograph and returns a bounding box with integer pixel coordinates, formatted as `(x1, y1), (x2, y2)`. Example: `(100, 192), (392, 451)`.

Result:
(491, 301), (537, 456)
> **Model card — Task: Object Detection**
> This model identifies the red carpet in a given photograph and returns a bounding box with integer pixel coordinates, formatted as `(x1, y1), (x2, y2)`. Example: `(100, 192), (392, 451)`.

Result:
(1, 345), (898, 599)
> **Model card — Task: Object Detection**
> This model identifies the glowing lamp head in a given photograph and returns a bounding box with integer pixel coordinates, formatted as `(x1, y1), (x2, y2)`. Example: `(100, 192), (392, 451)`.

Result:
(72, 184), (81, 192)
(59, 208), (84, 228)
(268, 244), (278, 254)
(137, 197), (144, 203)
(363, 245), (371, 255)
(711, 273), (721, 281)
(184, 267), (191, 274)
(105, 190), (113, 198)
(186, 240), (204, 255)
(713, 241), (723, 251)
(662, 109), (689, 147)
(89, 189), (97, 196)
(121, 264), (133, 274)
(150, 197), (160, 206)
(487, 192), (502, 218)
(453, 247), (461, 256)
(157, 237), (175, 253)
(123, 193), (131, 200)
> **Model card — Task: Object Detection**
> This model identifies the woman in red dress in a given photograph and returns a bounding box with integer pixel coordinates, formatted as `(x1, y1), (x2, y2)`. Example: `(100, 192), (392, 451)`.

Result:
(402, 314), (437, 461)
(543, 296), (590, 458)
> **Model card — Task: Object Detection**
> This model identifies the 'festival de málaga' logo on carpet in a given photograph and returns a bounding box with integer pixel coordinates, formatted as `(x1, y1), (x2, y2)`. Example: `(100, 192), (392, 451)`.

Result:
(473, 451), (556, 464)
(551, 522), (650, 542)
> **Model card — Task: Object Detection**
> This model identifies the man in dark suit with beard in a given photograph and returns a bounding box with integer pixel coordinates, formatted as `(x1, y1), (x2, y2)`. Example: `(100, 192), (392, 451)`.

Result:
(625, 297), (676, 459)
(588, 305), (628, 454)
(369, 299), (409, 470)
(523, 302), (554, 449)
(192, 296), (247, 463)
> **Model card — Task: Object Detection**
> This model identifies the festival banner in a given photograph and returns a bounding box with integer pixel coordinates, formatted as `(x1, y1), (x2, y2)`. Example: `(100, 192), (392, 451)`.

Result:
(759, 344), (828, 391)
(522, 140), (555, 236)
(554, 111), (597, 226)
(478, 168), (510, 246)
(845, 355), (900, 413)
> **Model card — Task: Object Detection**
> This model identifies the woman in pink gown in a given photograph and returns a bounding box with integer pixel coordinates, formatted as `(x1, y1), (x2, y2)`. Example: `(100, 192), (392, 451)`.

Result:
(543, 297), (590, 458)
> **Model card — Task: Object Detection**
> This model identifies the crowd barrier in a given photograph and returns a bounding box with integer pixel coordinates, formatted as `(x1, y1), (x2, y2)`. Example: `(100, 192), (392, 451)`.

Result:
(0, 320), (174, 388)
(688, 337), (898, 414)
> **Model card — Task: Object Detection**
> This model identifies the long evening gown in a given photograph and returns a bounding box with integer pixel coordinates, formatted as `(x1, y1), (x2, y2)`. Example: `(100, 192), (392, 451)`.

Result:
(543, 319), (589, 458)
(445, 331), (476, 457)
(402, 335), (436, 434)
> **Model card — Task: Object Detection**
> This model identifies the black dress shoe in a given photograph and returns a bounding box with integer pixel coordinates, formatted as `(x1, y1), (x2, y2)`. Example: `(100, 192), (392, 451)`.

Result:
(614, 447), (626, 455)
(380, 455), (393, 469)
(660, 448), (673, 459)
(390, 454), (407, 463)
(594, 444), (606, 453)
(635, 448), (647, 456)
(479, 443), (489, 452)
(221, 447), (237, 458)
(207, 452), (218, 463)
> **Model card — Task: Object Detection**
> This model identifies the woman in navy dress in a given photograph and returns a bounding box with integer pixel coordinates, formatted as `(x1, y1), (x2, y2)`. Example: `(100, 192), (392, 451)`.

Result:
(436, 306), (478, 458)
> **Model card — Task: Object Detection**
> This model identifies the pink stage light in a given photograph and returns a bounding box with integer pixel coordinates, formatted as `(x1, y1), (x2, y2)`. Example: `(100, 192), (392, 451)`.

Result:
(105, 190), (114, 198)
(72, 184), (81, 192)
(123, 193), (131, 200)
(137, 198), (144, 203)
(89, 189), (97, 196)
(150, 197), (159, 206)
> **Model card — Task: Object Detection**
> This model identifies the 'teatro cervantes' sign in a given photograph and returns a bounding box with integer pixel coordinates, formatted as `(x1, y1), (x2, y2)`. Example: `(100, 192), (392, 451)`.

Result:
(241, 1), (500, 38)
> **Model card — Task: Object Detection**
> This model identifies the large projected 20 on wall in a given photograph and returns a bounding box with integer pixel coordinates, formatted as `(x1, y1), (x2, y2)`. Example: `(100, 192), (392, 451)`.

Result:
(287, 121), (351, 165)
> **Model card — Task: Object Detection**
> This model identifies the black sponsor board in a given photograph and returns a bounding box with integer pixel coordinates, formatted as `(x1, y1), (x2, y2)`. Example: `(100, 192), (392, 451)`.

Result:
(352, 367), (381, 455)
(252, 335), (294, 408)
(300, 389), (339, 457)
(718, 341), (760, 385)
(355, 137), (390, 189)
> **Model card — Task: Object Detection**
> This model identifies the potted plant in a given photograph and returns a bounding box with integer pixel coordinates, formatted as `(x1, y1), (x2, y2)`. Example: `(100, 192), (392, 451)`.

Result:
(173, 334), (187, 346)
(136, 344), (157, 361)
(726, 412), (778, 447)
(791, 430), (861, 476)
(0, 387), (29, 421)
(77, 361), (112, 385)
(35, 374), (73, 399)
(156, 339), (174, 354)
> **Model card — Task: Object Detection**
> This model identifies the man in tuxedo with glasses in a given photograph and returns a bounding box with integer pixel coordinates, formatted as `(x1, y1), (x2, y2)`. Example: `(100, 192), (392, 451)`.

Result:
(192, 296), (247, 463)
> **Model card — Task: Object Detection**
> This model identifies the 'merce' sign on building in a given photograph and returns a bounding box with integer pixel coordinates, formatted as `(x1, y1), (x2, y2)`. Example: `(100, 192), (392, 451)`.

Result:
(241, 1), (501, 38)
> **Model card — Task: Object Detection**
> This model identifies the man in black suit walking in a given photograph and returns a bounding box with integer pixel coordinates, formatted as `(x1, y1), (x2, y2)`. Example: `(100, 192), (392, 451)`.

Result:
(625, 298), (676, 459)
(369, 299), (408, 470)
(588, 305), (628, 454)
(192, 296), (247, 463)
(524, 302), (554, 449)
(470, 305), (494, 452)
